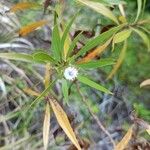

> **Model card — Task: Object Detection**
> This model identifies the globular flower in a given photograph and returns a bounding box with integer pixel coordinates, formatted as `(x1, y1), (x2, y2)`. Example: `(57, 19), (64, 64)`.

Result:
(64, 66), (78, 81)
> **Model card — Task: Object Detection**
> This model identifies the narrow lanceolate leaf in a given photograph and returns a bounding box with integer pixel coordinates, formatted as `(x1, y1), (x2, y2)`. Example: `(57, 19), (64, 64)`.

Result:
(49, 98), (81, 150)
(62, 79), (69, 104)
(77, 75), (112, 94)
(107, 40), (127, 79)
(63, 34), (71, 61)
(115, 126), (133, 150)
(134, 0), (142, 23)
(61, 13), (78, 59)
(29, 79), (57, 108)
(72, 24), (124, 60)
(140, 79), (150, 87)
(43, 102), (50, 150)
(10, 2), (41, 12)
(0, 53), (33, 62)
(131, 27), (150, 51)
(51, 21), (62, 61)
(33, 52), (55, 63)
(77, 38), (112, 63)
(19, 20), (48, 36)
(76, 58), (115, 69)
(67, 31), (83, 58)
(104, 0), (125, 5)
(77, 0), (119, 24)
(113, 29), (132, 44)
(44, 63), (51, 88)
(23, 88), (40, 97)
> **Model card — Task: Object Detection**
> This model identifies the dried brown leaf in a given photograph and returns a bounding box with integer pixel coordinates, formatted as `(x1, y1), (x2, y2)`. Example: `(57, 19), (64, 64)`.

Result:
(49, 98), (81, 150)
(77, 38), (112, 64)
(115, 126), (133, 150)
(10, 2), (40, 12)
(18, 20), (48, 36)
(140, 79), (150, 87)
(43, 102), (50, 150)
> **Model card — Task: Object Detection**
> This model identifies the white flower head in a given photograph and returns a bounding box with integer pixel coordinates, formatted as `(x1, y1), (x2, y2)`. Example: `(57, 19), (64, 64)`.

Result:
(64, 66), (78, 81)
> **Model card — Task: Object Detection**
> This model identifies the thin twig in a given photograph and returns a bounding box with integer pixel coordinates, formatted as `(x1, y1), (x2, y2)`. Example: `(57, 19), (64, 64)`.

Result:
(76, 82), (116, 149)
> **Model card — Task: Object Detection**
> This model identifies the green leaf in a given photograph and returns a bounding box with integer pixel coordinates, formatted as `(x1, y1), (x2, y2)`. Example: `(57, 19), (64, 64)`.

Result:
(72, 24), (124, 60)
(67, 31), (83, 58)
(51, 14), (62, 61)
(0, 53), (33, 62)
(113, 29), (132, 44)
(62, 79), (69, 104)
(77, 0), (119, 24)
(134, 0), (142, 23)
(33, 52), (56, 63)
(61, 13), (78, 53)
(77, 75), (112, 94)
(76, 58), (115, 69)
(103, 0), (125, 5)
(107, 40), (127, 79)
(131, 27), (150, 51)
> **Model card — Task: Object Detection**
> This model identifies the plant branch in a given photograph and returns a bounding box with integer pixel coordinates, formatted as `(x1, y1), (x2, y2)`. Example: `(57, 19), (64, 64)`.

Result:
(76, 82), (116, 149)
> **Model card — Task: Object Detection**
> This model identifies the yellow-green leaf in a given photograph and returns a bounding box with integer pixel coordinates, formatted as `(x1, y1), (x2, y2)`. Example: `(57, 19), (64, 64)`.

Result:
(118, 16), (127, 24)
(43, 102), (50, 150)
(10, 2), (41, 12)
(77, 0), (119, 24)
(64, 34), (71, 60)
(19, 20), (48, 36)
(146, 129), (150, 135)
(131, 27), (150, 51)
(115, 126), (133, 150)
(49, 98), (81, 150)
(113, 29), (132, 44)
(107, 40), (127, 79)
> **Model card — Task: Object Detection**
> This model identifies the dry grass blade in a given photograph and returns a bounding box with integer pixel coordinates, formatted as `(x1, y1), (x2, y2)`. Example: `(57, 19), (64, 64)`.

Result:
(140, 79), (150, 87)
(49, 98), (81, 150)
(115, 126), (133, 150)
(18, 20), (48, 36)
(44, 63), (51, 88)
(23, 88), (40, 97)
(77, 38), (112, 64)
(10, 2), (41, 12)
(107, 40), (127, 79)
(43, 102), (51, 150)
